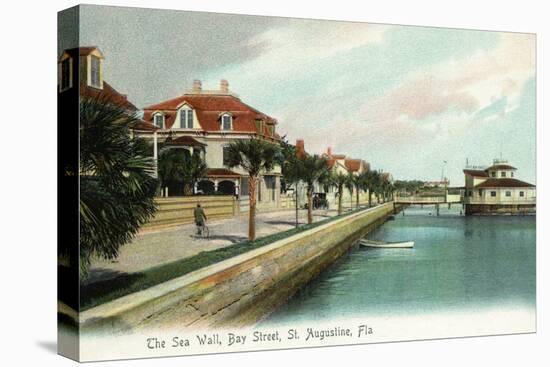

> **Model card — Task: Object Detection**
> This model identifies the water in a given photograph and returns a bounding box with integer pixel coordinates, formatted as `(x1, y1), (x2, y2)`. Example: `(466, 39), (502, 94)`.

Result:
(264, 205), (536, 326)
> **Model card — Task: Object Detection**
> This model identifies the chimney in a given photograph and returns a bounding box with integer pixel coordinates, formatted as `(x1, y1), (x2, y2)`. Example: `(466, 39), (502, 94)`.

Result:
(327, 147), (332, 157)
(192, 79), (202, 93)
(220, 79), (229, 94)
(296, 139), (305, 159)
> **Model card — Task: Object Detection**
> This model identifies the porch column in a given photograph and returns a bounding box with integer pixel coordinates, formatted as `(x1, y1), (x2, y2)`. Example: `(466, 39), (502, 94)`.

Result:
(234, 179), (239, 196)
(194, 182), (198, 194)
(153, 131), (158, 178)
(214, 179), (219, 193)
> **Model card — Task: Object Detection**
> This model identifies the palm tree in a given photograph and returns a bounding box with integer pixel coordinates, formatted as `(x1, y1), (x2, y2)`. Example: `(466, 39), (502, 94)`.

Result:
(298, 155), (329, 224)
(346, 172), (355, 210)
(77, 96), (158, 274)
(225, 139), (281, 240)
(158, 148), (207, 196)
(362, 170), (380, 207)
(331, 172), (349, 215)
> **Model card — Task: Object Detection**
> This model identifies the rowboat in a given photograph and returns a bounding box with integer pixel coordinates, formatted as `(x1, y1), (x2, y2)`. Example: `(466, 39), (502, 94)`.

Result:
(359, 239), (414, 248)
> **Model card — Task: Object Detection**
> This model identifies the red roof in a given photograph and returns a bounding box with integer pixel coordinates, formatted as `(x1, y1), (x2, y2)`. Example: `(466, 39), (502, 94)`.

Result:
(474, 178), (535, 188)
(206, 168), (241, 178)
(59, 46), (102, 61)
(486, 164), (517, 171)
(143, 94), (279, 138)
(463, 169), (489, 177)
(131, 119), (159, 132)
(344, 159), (362, 172)
(165, 135), (206, 147)
(80, 81), (138, 111)
(331, 154), (346, 159)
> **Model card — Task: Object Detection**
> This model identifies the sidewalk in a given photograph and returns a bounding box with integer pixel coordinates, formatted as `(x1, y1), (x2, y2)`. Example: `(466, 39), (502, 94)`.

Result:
(85, 208), (340, 285)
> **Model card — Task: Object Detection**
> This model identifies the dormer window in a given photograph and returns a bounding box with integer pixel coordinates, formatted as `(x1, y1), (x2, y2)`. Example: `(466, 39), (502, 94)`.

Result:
(180, 108), (194, 129)
(221, 114), (232, 130)
(60, 57), (72, 91)
(154, 114), (165, 129)
(90, 55), (101, 88)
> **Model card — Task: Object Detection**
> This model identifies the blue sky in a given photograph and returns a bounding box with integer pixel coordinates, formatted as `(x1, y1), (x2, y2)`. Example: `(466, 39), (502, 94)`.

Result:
(68, 5), (536, 185)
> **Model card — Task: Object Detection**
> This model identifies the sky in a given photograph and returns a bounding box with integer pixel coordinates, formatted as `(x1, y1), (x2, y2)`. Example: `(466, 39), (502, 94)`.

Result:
(59, 5), (536, 185)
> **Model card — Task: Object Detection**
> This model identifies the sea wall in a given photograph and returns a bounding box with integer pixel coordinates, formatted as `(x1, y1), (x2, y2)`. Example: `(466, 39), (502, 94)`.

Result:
(80, 203), (397, 334)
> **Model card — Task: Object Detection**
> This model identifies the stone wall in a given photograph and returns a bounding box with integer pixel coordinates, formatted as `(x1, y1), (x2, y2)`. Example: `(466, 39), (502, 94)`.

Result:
(80, 203), (397, 334)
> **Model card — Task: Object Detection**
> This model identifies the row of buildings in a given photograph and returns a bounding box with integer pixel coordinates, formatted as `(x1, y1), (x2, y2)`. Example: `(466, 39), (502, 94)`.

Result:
(58, 46), (387, 212)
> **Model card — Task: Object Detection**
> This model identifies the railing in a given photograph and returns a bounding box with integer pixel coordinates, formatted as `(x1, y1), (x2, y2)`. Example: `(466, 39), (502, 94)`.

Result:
(395, 196), (446, 203)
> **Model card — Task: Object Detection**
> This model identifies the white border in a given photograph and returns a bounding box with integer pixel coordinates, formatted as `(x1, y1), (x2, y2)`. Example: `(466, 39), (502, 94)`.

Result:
(1, 0), (547, 366)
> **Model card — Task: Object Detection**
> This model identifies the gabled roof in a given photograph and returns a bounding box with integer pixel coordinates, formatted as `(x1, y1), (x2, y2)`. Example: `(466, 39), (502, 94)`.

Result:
(59, 46), (103, 61)
(142, 94), (279, 138)
(486, 164), (517, 171)
(474, 178), (535, 188)
(331, 154), (346, 159)
(344, 159), (362, 172)
(80, 81), (138, 111)
(165, 136), (206, 147)
(463, 169), (489, 177)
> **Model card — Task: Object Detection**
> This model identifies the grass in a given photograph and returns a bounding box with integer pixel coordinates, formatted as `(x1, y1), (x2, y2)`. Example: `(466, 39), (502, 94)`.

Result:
(74, 206), (372, 311)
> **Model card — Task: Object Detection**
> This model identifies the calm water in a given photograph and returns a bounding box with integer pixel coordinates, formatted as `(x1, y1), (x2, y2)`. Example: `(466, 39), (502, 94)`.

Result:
(265, 206), (536, 325)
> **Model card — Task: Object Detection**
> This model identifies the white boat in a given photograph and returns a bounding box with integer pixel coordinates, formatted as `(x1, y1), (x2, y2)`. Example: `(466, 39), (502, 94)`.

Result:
(359, 239), (414, 248)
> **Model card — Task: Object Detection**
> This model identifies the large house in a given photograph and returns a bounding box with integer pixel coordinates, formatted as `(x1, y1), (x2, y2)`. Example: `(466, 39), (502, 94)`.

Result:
(138, 80), (283, 211)
(463, 159), (536, 215)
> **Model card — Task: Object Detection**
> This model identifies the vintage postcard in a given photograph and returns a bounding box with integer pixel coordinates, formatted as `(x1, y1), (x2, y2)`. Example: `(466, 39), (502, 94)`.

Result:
(57, 4), (536, 362)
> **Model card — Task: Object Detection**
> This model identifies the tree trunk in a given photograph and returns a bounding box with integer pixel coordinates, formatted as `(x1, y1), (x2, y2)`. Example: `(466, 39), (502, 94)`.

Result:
(248, 176), (257, 241)
(307, 187), (313, 224)
(338, 185), (343, 215)
(295, 182), (299, 228)
(356, 186), (360, 209)
(368, 190), (372, 207)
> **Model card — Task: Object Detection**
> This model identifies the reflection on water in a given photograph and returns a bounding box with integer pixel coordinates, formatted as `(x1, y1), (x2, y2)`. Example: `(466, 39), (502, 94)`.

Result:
(264, 205), (536, 326)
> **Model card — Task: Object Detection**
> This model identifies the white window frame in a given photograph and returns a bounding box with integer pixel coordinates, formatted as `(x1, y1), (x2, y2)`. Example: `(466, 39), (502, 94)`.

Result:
(179, 107), (194, 129)
(59, 56), (73, 92)
(89, 55), (102, 88)
(153, 114), (165, 129)
(221, 113), (233, 131)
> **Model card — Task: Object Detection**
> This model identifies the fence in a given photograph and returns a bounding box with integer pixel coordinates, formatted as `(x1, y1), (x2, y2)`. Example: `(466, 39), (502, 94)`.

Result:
(142, 195), (236, 230)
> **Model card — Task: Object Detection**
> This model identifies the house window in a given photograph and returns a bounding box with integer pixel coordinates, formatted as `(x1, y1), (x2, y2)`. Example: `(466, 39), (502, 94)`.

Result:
(468, 190), (472, 197)
(221, 114), (232, 130)
(61, 58), (71, 90)
(490, 191), (497, 197)
(478, 189), (482, 197)
(90, 55), (101, 88)
(506, 191), (511, 197)
(501, 171), (506, 178)
(511, 172), (514, 177)
(265, 176), (276, 201)
(255, 119), (263, 133)
(180, 109), (194, 128)
(154, 114), (165, 129)
(519, 191), (525, 197)
(222, 146), (231, 166)
(241, 177), (249, 196)
(268, 125), (275, 136)
(491, 171), (497, 178)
